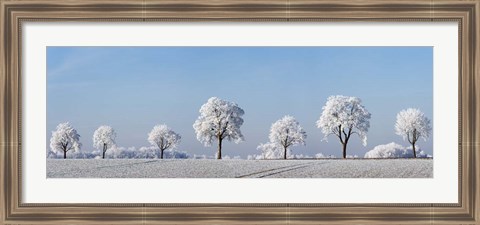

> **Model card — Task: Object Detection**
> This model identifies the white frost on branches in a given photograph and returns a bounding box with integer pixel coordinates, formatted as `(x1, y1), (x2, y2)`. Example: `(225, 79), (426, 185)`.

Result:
(148, 124), (181, 159)
(269, 116), (307, 149)
(93, 125), (117, 159)
(395, 108), (431, 143)
(49, 122), (82, 158)
(193, 97), (245, 159)
(316, 95), (371, 146)
(256, 116), (307, 160)
(263, 115), (307, 159)
(395, 108), (431, 158)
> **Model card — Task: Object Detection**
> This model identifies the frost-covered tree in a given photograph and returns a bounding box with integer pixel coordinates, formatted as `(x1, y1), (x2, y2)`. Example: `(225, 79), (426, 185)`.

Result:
(49, 122), (82, 159)
(395, 108), (431, 158)
(193, 97), (245, 159)
(148, 124), (181, 159)
(93, 125), (117, 159)
(316, 95), (371, 159)
(268, 116), (307, 159)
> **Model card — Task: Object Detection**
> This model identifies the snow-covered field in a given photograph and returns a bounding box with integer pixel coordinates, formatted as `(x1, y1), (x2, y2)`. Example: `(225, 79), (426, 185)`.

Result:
(47, 159), (433, 178)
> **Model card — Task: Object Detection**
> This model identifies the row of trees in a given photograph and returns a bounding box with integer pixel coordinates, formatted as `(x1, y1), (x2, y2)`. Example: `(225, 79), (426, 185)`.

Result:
(50, 124), (181, 159)
(50, 95), (431, 159)
(258, 96), (431, 159)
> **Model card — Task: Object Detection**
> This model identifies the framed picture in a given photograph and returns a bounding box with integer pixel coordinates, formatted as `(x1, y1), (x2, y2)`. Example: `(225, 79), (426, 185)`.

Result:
(1, 0), (479, 224)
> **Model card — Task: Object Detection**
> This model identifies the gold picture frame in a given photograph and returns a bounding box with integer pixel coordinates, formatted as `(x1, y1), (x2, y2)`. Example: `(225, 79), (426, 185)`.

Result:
(1, 0), (479, 224)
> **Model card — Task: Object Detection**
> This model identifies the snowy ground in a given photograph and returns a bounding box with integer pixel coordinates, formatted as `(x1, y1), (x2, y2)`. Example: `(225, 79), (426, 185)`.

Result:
(47, 159), (433, 178)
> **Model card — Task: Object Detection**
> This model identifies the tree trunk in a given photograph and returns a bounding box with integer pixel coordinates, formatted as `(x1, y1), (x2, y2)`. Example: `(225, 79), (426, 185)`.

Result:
(102, 143), (107, 159)
(160, 149), (164, 159)
(217, 138), (222, 159)
(63, 150), (67, 159)
(284, 146), (287, 160)
(412, 142), (417, 158)
(342, 142), (347, 159)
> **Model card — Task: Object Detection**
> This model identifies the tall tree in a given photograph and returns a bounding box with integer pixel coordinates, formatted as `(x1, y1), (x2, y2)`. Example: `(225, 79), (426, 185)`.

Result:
(193, 97), (245, 159)
(395, 108), (431, 158)
(148, 124), (181, 159)
(268, 116), (307, 159)
(316, 95), (371, 158)
(93, 125), (117, 159)
(49, 122), (82, 159)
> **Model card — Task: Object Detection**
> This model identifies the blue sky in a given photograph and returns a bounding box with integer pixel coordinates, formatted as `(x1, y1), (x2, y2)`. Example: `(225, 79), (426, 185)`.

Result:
(47, 47), (433, 158)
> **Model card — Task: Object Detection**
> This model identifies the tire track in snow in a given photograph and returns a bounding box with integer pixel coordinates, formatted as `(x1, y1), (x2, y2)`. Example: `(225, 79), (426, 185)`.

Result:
(236, 162), (318, 178)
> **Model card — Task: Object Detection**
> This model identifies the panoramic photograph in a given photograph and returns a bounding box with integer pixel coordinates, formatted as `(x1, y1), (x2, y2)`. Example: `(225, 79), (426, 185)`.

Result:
(46, 46), (433, 178)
